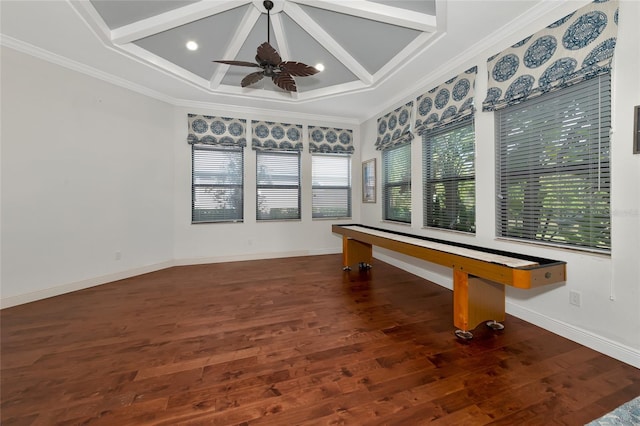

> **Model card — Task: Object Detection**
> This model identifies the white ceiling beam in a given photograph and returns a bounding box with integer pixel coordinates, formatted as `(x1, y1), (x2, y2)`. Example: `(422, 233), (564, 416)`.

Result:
(290, 0), (437, 32)
(118, 43), (213, 88)
(210, 6), (262, 89)
(270, 13), (298, 100)
(374, 31), (441, 83)
(111, 0), (251, 45)
(283, 2), (372, 85)
(68, 0), (112, 45)
(270, 13), (290, 60)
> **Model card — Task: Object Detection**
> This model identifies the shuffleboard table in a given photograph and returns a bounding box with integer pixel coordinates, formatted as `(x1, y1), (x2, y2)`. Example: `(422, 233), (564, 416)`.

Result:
(332, 224), (566, 339)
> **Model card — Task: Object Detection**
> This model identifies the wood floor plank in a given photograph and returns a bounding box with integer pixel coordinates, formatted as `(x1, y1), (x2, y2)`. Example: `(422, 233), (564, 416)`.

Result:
(2, 254), (639, 425)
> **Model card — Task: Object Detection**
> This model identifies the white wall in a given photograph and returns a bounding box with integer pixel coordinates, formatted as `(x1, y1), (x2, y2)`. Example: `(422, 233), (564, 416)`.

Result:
(0, 45), (361, 307)
(171, 107), (360, 264)
(1, 47), (175, 307)
(359, 0), (640, 367)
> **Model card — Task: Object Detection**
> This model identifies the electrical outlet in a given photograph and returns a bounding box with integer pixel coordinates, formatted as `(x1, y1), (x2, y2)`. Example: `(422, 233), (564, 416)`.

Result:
(569, 290), (581, 307)
(115, 251), (122, 261)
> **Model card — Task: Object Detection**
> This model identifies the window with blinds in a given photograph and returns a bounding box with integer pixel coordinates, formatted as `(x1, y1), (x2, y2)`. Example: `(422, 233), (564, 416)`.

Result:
(256, 151), (301, 220)
(192, 145), (244, 223)
(312, 154), (351, 219)
(382, 143), (411, 223)
(495, 75), (611, 251)
(423, 117), (475, 232)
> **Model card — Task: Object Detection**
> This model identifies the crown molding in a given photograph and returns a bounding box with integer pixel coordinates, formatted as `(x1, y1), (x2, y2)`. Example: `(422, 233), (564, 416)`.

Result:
(1, 34), (360, 126)
(173, 98), (359, 126)
(0, 34), (175, 105)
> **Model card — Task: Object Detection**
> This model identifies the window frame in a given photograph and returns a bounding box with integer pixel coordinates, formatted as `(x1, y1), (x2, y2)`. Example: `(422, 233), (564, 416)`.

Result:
(311, 153), (352, 219)
(422, 116), (476, 233)
(256, 150), (301, 221)
(191, 144), (244, 224)
(495, 74), (611, 252)
(382, 142), (412, 223)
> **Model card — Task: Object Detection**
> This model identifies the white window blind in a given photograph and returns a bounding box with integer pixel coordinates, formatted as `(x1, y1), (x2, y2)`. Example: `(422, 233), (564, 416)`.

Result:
(257, 151), (301, 220)
(496, 74), (611, 251)
(312, 154), (351, 219)
(382, 143), (411, 223)
(192, 145), (243, 223)
(423, 117), (475, 232)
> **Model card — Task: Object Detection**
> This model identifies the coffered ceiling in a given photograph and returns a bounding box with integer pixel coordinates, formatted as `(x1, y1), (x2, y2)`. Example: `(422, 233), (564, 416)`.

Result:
(90, 0), (435, 96)
(0, 0), (580, 122)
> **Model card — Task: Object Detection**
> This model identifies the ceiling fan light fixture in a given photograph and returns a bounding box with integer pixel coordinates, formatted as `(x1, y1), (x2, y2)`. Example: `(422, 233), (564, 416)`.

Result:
(186, 41), (198, 51)
(212, 0), (319, 92)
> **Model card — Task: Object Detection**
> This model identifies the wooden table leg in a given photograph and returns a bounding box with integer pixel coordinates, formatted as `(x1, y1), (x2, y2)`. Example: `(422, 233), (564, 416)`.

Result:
(342, 237), (373, 270)
(453, 270), (506, 339)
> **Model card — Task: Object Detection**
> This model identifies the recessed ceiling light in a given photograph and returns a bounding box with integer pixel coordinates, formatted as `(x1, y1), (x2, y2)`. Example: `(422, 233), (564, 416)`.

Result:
(186, 41), (198, 51)
(315, 63), (325, 72)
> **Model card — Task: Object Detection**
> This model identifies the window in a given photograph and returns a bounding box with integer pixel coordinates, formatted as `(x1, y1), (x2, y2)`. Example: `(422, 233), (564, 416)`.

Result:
(192, 145), (243, 223)
(312, 154), (351, 218)
(423, 117), (475, 232)
(496, 75), (611, 251)
(382, 143), (411, 223)
(256, 151), (301, 220)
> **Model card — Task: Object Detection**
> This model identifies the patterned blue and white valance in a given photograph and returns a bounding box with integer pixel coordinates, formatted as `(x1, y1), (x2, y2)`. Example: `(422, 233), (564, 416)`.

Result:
(187, 114), (247, 147)
(251, 120), (303, 152)
(415, 66), (477, 134)
(375, 101), (414, 151)
(483, 0), (619, 111)
(308, 126), (354, 154)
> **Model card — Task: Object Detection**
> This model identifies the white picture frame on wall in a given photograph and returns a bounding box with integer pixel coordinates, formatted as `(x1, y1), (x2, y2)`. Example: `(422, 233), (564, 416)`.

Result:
(362, 158), (376, 203)
(634, 105), (639, 154)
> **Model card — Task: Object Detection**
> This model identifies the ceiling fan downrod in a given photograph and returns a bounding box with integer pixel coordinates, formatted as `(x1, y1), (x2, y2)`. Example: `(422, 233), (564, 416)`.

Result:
(264, 1), (274, 45)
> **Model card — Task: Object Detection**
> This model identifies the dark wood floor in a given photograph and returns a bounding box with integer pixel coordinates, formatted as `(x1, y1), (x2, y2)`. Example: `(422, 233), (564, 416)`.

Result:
(2, 254), (639, 425)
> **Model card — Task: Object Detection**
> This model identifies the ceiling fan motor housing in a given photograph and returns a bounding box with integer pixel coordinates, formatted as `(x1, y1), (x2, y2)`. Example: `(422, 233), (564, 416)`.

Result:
(251, 0), (282, 14)
(263, 64), (277, 77)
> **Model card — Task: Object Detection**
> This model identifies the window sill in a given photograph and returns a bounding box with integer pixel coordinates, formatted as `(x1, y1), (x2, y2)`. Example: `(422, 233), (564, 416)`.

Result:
(191, 220), (244, 225)
(257, 219), (302, 223)
(380, 220), (412, 227)
(495, 237), (611, 258)
(422, 226), (475, 237)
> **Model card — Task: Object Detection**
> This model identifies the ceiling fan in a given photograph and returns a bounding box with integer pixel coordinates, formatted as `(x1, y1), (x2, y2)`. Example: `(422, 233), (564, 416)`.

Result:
(213, 0), (319, 92)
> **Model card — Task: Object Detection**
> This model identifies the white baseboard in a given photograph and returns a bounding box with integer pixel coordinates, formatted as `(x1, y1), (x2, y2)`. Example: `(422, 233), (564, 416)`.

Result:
(0, 261), (174, 309)
(173, 248), (340, 266)
(375, 253), (640, 369)
(506, 302), (640, 369)
(1, 249), (342, 308)
(374, 251), (453, 290)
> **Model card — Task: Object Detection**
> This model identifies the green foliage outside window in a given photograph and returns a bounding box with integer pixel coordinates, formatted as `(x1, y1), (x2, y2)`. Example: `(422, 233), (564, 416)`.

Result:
(423, 119), (475, 232)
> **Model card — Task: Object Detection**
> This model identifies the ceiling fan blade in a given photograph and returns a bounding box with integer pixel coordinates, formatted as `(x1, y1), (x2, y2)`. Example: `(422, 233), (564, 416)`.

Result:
(213, 60), (261, 68)
(241, 71), (265, 87)
(279, 61), (319, 77)
(272, 72), (297, 92)
(256, 42), (282, 66)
